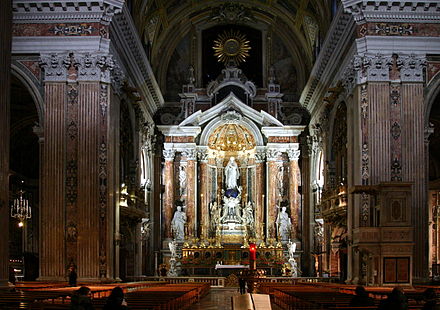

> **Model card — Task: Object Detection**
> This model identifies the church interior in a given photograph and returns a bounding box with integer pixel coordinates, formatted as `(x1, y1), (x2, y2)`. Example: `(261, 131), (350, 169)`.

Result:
(1, 0), (440, 308)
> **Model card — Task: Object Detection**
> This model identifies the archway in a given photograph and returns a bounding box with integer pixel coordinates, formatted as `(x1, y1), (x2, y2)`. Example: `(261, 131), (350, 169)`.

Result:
(9, 74), (40, 280)
(427, 84), (440, 279)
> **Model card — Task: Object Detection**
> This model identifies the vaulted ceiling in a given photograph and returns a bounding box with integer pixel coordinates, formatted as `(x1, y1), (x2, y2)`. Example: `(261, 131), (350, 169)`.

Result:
(129, 0), (332, 101)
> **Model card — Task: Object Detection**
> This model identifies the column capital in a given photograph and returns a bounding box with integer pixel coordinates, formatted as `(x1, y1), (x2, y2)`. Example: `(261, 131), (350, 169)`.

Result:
(197, 149), (208, 162)
(266, 148), (282, 161)
(75, 52), (116, 83)
(182, 149), (197, 161)
(399, 54), (427, 83)
(287, 147), (301, 161)
(255, 149), (266, 163)
(39, 53), (72, 82)
(163, 149), (176, 161)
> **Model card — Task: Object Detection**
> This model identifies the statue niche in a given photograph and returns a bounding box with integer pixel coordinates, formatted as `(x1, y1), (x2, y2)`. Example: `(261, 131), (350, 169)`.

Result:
(206, 115), (257, 242)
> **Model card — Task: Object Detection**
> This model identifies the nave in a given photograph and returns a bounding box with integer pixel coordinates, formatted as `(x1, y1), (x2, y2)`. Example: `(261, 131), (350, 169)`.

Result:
(0, 280), (440, 309)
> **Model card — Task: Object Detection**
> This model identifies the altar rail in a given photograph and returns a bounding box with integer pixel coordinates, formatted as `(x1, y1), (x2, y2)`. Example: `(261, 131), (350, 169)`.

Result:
(126, 276), (338, 287)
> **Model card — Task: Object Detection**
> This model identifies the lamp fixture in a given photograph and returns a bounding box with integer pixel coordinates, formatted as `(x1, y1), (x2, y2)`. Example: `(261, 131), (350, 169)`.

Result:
(11, 188), (31, 227)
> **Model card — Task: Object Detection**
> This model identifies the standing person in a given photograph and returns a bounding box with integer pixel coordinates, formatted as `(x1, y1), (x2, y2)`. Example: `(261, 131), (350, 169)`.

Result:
(238, 277), (246, 294)
(68, 266), (77, 287)
(103, 287), (128, 310)
(378, 286), (408, 310)
(70, 286), (94, 310)
(8, 266), (16, 286)
(349, 286), (375, 307)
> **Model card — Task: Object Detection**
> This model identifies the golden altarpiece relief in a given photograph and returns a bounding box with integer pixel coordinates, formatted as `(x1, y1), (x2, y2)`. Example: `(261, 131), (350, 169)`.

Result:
(158, 94), (305, 275)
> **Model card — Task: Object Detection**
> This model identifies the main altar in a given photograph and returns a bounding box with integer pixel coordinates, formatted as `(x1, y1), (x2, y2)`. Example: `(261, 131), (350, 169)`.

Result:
(158, 64), (305, 276)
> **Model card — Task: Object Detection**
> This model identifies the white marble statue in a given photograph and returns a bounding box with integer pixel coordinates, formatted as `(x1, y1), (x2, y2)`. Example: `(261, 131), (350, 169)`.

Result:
(242, 201), (255, 227)
(276, 206), (292, 241)
(210, 201), (221, 229)
(290, 258), (300, 278)
(225, 157), (239, 189)
(169, 240), (177, 258)
(179, 165), (186, 195)
(171, 206), (187, 240)
(287, 240), (296, 260)
(221, 196), (242, 223)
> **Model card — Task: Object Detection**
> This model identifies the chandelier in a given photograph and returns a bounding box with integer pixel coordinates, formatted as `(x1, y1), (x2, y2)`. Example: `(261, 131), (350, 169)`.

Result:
(11, 189), (31, 227)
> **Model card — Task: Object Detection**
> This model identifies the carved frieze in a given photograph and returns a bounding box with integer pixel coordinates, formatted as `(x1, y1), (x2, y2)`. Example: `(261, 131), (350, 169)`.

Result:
(51, 24), (94, 36)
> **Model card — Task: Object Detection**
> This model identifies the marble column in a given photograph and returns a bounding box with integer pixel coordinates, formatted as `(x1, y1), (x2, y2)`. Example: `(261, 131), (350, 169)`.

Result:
(287, 147), (301, 239)
(255, 150), (266, 241)
(198, 149), (209, 239)
(184, 149), (197, 238)
(266, 149), (281, 239)
(163, 149), (175, 239)
(0, 0), (11, 288)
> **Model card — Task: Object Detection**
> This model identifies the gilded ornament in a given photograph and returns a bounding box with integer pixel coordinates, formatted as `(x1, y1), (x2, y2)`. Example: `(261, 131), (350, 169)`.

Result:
(213, 30), (251, 65)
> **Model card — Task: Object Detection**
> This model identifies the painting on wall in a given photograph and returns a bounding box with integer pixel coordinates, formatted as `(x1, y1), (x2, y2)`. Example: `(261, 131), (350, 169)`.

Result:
(165, 33), (191, 102)
(272, 33), (298, 102)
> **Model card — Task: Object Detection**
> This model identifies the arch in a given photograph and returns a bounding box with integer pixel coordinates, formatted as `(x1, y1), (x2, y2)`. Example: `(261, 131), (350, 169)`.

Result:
(425, 70), (440, 126)
(11, 63), (44, 126)
(199, 113), (264, 147)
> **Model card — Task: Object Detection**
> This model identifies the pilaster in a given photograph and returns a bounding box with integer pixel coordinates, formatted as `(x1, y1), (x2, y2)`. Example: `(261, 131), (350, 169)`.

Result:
(38, 51), (120, 281)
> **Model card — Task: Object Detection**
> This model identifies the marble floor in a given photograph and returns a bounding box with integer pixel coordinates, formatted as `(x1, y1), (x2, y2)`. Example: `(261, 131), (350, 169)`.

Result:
(190, 288), (284, 310)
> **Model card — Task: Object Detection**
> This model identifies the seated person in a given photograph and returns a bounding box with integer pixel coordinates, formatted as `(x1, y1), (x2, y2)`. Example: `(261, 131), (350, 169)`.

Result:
(378, 286), (408, 310)
(349, 285), (375, 307)
(422, 288), (439, 310)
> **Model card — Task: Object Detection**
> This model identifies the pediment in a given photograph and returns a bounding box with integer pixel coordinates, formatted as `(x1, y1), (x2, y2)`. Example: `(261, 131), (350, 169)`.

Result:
(179, 92), (283, 127)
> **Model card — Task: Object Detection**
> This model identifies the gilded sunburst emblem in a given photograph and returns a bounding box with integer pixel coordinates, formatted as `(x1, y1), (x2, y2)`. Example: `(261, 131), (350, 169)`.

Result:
(213, 30), (251, 65)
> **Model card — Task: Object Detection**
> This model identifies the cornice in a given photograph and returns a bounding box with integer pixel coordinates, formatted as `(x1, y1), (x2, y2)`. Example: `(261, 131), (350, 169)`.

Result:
(12, 0), (124, 24)
(111, 5), (164, 116)
(342, 0), (440, 24)
(299, 6), (355, 112)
